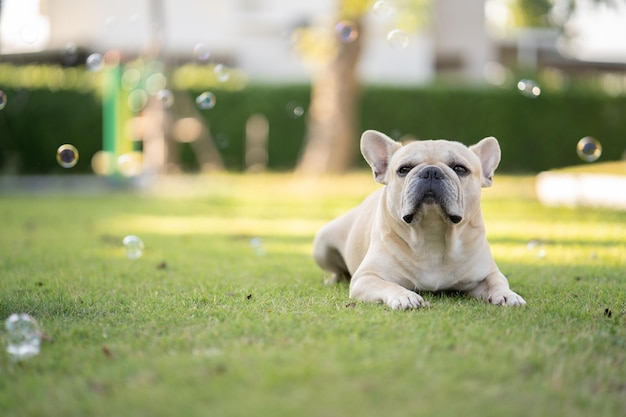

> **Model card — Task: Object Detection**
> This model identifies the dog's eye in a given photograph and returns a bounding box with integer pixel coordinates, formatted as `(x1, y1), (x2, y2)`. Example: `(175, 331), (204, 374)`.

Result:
(453, 165), (469, 176)
(397, 166), (413, 177)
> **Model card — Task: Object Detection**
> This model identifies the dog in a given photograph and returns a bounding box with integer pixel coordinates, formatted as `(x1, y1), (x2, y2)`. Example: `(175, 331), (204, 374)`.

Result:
(313, 130), (526, 310)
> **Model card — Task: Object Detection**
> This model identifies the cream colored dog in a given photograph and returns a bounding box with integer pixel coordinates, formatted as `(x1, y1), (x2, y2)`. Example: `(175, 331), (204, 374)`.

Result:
(313, 130), (526, 310)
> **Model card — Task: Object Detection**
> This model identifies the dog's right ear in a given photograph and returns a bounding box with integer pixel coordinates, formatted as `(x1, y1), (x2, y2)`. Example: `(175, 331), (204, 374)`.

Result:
(360, 130), (402, 184)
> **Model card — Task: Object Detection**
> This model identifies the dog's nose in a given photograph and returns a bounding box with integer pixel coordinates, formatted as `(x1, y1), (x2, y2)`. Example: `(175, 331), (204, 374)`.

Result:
(418, 166), (445, 180)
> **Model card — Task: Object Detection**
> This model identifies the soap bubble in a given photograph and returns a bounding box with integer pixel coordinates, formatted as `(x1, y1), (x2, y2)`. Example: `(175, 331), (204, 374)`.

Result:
(250, 237), (266, 256)
(128, 89), (148, 112)
(86, 53), (104, 72)
(214, 64), (231, 82)
(373, 1), (396, 17)
(63, 42), (79, 65)
(335, 20), (359, 43)
(196, 92), (216, 110)
(193, 43), (211, 62)
(287, 101), (305, 118)
(145, 72), (167, 95)
(56, 144), (79, 168)
(517, 79), (541, 98)
(122, 69), (142, 91)
(117, 152), (143, 177)
(5, 313), (41, 361)
(576, 136), (602, 162)
(0, 91), (6, 110)
(156, 89), (174, 109)
(387, 29), (409, 49)
(527, 239), (546, 259)
(123, 235), (144, 259)
(20, 24), (39, 44)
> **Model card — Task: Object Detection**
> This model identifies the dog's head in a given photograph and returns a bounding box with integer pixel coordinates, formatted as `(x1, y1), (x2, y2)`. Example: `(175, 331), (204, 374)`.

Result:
(360, 130), (500, 226)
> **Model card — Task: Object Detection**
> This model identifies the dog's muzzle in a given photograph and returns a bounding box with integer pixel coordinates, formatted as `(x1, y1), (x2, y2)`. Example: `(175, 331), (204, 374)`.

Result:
(401, 166), (463, 224)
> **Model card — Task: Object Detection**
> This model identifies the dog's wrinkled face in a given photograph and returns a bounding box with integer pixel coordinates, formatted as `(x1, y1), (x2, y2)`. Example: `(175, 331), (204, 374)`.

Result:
(360, 130), (501, 227)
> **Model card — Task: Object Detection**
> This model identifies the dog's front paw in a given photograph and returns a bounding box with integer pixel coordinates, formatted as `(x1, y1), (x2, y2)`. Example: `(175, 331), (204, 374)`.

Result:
(387, 290), (427, 310)
(488, 290), (526, 306)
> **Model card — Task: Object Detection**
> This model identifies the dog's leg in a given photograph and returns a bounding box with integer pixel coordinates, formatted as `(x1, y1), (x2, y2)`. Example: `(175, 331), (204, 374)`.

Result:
(468, 271), (526, 306)
(350, 273), (426, 310)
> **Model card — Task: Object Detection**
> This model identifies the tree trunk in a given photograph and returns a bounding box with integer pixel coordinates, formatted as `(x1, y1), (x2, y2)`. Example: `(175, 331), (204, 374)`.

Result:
(296, 20), (362, 175)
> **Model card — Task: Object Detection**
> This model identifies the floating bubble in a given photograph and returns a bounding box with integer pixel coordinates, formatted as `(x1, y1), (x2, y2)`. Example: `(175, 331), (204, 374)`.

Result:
(373, 0), (396, 17)
(5, 313), (41, 361)
(335, 20), (359, 43)
(193, 43), (211, 62)
(0, 91), (7, 110)
(123, 235), (144, 259)
(145, 72), (167, 95)
(156, 89), (174, 109)
(527, 239), (546, 259)
(20, 23), (39, 44)
(122, 69), (142, 91)
(287, 101), (304, 118)
(196, 92), (216, 110)
(387, 29), (409, 49)
(117, 152), (143, 177)
(576, 136), (602, 162)
(517, 79), (541, 98)
(128, 89), (148, 112)
(56, 144), (79, 168)
(215, 133), (230, 149)
(63, 42), (79, 65)
(86, 53), (104, 72)
(91, 151), (115, 176)
(214, 64), (231, 82)
(250, 237), (266, 256)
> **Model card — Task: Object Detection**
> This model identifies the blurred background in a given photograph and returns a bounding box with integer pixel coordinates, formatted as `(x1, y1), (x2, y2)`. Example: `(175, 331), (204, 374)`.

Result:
(0, 0), (625, 179)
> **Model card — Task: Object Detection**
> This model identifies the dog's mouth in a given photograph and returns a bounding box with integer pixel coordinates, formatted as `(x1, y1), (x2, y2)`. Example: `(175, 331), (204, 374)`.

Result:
(401, 177), (463, 225)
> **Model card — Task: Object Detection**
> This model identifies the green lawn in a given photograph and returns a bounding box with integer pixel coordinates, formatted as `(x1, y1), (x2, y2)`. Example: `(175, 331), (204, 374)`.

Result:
(1, 173), (625, 417)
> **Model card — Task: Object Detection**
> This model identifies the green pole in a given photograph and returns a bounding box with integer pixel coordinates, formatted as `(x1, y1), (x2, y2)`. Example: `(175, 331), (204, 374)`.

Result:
(102, 54), (121, 176)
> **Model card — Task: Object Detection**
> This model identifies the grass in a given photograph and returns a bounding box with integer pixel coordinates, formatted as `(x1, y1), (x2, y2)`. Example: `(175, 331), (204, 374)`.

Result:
(1, 173), (625, 417)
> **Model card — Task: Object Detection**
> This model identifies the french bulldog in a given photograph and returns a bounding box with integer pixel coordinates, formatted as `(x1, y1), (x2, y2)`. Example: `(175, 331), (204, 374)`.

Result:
(313, 130), (526, 310)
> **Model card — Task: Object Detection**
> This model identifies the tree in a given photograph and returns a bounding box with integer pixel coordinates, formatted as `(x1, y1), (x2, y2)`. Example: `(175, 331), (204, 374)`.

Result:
(294, 2), (367, 175)
(295, 0), (430, 175)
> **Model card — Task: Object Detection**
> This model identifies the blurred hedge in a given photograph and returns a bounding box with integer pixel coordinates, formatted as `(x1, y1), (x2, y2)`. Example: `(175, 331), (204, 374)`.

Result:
(1, 84), (625, 174)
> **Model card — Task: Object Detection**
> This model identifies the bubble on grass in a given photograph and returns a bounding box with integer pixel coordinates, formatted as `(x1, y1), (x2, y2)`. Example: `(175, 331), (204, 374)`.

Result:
(335, 20), (359, 43)
(0, 91), (7, 110)
(372, 1), (396, 17)
(5, 313), (41, 361)
(527, 239), (546, 259)
(387, 29), (409, 49)
(250, 237), (266, 256)
(86, 53), (104, 72)
(156, 89), (174, 109)
(123, 235), (144, 259)
(287, 101), (305, 118)
(193, 43), (211, 62)
(517, 79), (541, 98)
(576, 136), (602, 163)
(56, 144), (79, 168)
(196, 91), (216, 110)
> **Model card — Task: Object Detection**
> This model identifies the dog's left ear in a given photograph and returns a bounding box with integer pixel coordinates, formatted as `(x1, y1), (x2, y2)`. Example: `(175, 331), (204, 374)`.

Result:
(470, 137), (501, 187)
(361, 130), (402, 184)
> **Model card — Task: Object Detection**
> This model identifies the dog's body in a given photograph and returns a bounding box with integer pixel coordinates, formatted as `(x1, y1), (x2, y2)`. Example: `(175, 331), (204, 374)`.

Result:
(313, 130), (526, 310)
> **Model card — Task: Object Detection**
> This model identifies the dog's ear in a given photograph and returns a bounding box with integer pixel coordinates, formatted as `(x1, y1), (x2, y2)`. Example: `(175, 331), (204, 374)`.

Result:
(361, 130), (402, 184)
(470, 137), (501, 187)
